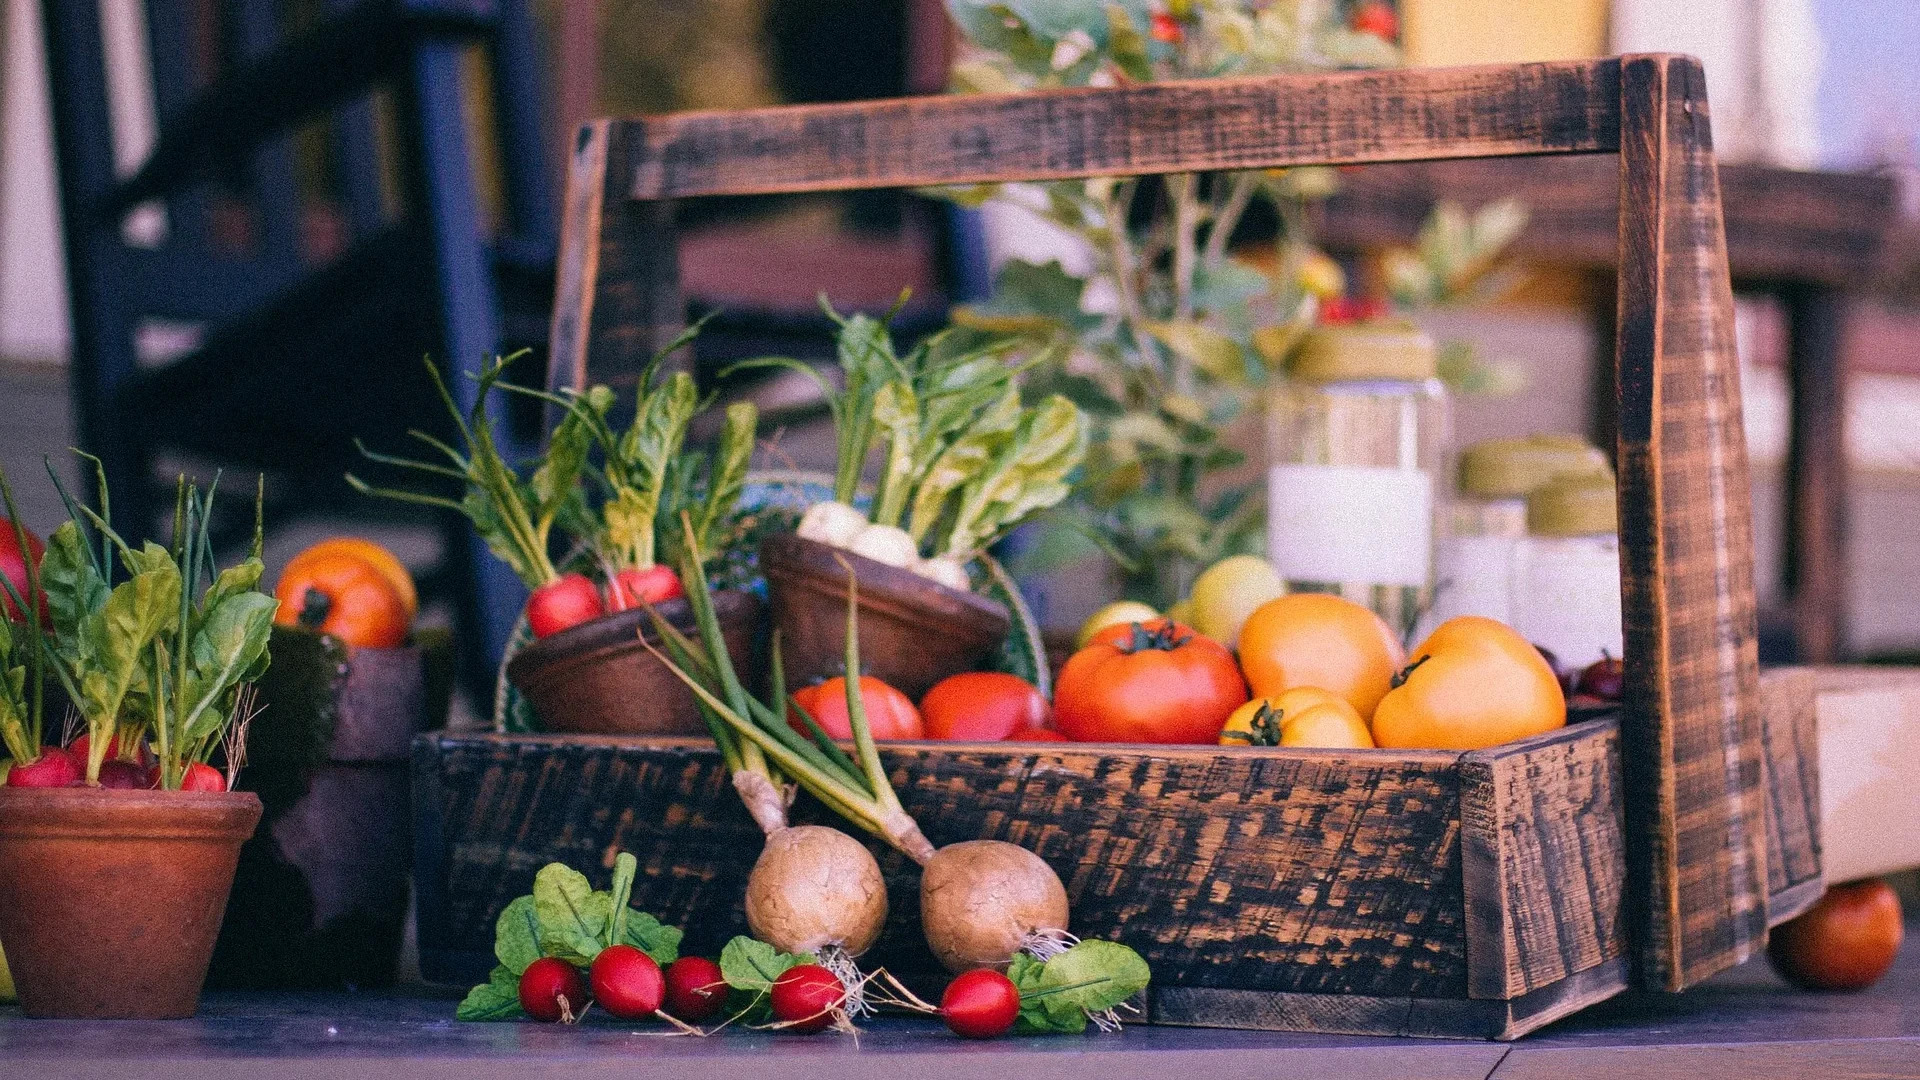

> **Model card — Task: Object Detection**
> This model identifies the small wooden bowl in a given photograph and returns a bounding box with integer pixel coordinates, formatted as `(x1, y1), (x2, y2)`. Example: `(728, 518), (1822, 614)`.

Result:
(760, 531), (1010, 701)
(505, 590), (763, 735)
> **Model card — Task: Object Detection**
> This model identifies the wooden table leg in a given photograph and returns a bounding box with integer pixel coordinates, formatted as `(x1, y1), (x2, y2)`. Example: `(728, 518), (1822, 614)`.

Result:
(1782, 283), (1850, 663)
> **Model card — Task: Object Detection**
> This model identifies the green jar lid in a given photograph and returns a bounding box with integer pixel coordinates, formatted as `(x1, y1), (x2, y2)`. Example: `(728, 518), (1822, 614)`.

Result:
(1527, 473), (1618, 536)
(1290, 324), (1437, 384)
(1458, 434), (1612, 498)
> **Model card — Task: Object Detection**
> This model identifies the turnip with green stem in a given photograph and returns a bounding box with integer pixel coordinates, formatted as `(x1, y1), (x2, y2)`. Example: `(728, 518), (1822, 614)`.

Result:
(645, 519), (1083, 979)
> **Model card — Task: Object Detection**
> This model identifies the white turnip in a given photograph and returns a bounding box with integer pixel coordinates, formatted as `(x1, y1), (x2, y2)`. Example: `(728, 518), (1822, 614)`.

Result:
(920, 840), (1070, 972)
(911, 555), (970, 592)
(845, 522), (917, 567)
(796, 501), (869, 549)
(745, 825), (888, 957)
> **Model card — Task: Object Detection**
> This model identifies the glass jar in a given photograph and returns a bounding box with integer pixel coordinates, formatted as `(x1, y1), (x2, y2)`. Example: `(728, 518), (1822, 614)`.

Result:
(1513, 473), (1623, 670)
(1266, 324), (1449, 641)
(1427, 436), (1614, 631)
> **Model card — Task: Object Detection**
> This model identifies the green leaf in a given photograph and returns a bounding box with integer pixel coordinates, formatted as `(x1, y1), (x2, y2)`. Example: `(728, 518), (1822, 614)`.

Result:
(620, 910), (683, 967)
(79, 560), (181, 732)
(493, 894), (542, 975)
(718, 936), (811, 992)
(606, 852), (637, 948)
(456, 965), (524, 1021)
(533, 862), (609, 966)
(1008, 952), (1084, 1034)
(39, 521), (107, 661)
(1035, 939), (1151, 1015)
(178, 590), (277, 740)
(691, 402), (757, 557)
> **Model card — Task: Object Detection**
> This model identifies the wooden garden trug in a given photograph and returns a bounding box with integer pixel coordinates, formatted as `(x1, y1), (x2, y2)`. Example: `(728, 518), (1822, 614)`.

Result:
(411, 55), (1817, 1040)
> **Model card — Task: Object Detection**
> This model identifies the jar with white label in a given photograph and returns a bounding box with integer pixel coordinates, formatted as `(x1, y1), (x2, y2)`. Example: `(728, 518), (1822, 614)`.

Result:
(1513, 473), (1623, 670)
(1265, 324), (1449, 640)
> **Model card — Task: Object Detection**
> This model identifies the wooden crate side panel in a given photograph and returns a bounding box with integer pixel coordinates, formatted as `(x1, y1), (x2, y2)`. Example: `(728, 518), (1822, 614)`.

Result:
(1758, 667), (1822, 919)
(1613, 53), (1770, 991)
(417, 736), (1471, 997)
(1460, 720), (1628, 1001)
(608, 60), (1623, 200)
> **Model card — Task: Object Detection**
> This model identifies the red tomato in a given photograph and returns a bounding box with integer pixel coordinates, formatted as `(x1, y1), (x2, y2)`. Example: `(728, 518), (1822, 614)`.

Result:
(606, 565), (684, 611)
(1005, 726), (1068, 743)
(526, 573), (604, 638)
(0, 517), (46, 624)
(789, 676), (923, 741)
(1150, 11), (1183, 43)
(1768, 879), (1903, 990)
(1350, 1), (1399, 40)
(920, 672), (1049, 741)
(1054, 619), (1248, 743)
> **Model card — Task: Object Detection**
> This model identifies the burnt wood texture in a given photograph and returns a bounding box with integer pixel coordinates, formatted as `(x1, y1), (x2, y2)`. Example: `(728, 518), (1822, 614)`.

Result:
(1756, 667), (1823, 924)
(531, 55), (1791, 1029)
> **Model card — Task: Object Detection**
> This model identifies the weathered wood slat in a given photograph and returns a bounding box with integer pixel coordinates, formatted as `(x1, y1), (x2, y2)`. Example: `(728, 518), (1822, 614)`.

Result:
(546, 120), (685, 402)
(1460, 720), (1628, 1001)
(609, 60), (1623, 200)
(414, 734), (1475, 998)
(1757, 667), (1822, 922)
(1612, 53), (1769, 991)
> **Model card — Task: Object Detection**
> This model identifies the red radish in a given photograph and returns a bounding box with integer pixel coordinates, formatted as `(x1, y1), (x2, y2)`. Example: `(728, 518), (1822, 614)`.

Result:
(664, 956), (727, 1021)
(96, 761), (150, 789)
(526, 573), (604, 638)
(70, 732), (146, 766)
(1005, 726), (1067, 743)
(180, 762), (227, 792)
(0, 516), (45, 624)
(606, 566), (684, 611)
(940, 969), (1020, 1038)
(519, 957), (586, 1023)
(6, 746), (80, 788)
(589, 944), (665, 1020)
(770, 964), (847, 1034)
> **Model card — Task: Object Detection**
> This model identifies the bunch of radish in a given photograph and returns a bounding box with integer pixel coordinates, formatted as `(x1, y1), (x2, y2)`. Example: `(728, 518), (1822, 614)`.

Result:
(643, 514), (1149, 1032)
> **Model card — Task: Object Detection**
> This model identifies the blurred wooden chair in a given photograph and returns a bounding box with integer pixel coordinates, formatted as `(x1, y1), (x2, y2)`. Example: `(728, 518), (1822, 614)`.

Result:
(40, 0), (556, 677)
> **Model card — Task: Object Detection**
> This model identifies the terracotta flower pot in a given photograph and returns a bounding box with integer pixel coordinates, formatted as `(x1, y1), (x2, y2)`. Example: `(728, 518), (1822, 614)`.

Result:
(0, 787), (262, 1018)
(505, 590), (763, 735)
(760, 531), (1011, 701)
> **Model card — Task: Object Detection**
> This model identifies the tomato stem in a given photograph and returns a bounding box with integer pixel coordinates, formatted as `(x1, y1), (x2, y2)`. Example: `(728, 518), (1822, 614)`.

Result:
(297, 587), (332, 631)
(1117, 620), (1192, 655)
(1391, 654), (1431, 689)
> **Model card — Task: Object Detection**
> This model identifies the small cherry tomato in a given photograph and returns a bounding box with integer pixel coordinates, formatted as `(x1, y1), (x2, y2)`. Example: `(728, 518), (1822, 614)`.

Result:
(526, 573), (604, 638)
(920, 672), (1049, 741)
(790, 676), (923, 741)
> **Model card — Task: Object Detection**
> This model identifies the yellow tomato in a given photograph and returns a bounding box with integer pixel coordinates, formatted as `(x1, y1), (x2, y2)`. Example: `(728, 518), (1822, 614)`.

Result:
(1371, 616), (1566, 750)
(1280, 699), (1374, 748)
(1238, 594), (1406, 718)
(1166, 597), (1195, 625)
(1219, 685), (1350, 745)
(1188, 555), (1286, 650)
(1076, 601), (1161, 650)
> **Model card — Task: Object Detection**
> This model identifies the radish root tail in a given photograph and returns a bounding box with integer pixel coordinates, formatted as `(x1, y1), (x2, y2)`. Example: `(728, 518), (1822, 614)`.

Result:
(819, 945), (872, 1018)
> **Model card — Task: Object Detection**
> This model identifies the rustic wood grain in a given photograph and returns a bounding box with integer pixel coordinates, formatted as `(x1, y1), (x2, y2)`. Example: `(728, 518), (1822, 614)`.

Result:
(1611, 53), (1769, 991)
(606, 61), (1623, 200)
(414, 734), (1472, 999)
(1460, 718), (1628, 1001)
(545, 120), (685, 410)
(1757, 668), (1822, 923)
(1153, 957), (1629, 1041)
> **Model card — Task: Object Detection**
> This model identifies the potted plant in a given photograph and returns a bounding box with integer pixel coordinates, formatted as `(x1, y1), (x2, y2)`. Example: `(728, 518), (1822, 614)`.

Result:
(351, 333), (761, 735)
(0, 463), (272, 1018)
(737, 299), (1088, 700)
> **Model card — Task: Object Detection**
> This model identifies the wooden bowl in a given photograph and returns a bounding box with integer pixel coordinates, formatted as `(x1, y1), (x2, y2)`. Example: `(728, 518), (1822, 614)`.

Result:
(760, 531), (1010, 701)
(505, 590), (763, 735)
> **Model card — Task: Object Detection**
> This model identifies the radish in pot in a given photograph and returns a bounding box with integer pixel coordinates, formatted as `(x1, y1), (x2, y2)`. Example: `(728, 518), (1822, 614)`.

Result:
(796, 502), (868, 549)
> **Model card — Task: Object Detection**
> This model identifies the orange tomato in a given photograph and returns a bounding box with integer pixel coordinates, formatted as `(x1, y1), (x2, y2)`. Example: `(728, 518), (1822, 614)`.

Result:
(789, 676), (924, 741)
(1237, 594), (1405, 717)
(274, 545), (411, 649)
(1371, 616), (1565, 750)
(281, 538), (417, 620)
(1219, 686), (1347, 745)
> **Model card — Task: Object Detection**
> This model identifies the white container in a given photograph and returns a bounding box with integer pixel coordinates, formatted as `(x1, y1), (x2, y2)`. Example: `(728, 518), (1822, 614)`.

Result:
(1265, 325), (1449, 641)
(1512, 474), (1623, 670)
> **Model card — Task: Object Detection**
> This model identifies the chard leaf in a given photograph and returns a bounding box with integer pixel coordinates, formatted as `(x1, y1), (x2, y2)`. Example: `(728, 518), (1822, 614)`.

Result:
(40, 521), (107, 664)
(179, 591), (277, 738)
(532, 405), (593, 521)
(494, 894), (542, 975)
(718, 936), (811, 992)
(456, 965), (524, 1021)
(691, 402), (757, 556)
(79, 561), (181, 731)
(1034, 939), (1150, 1017)
(532, 862), (609, 966)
